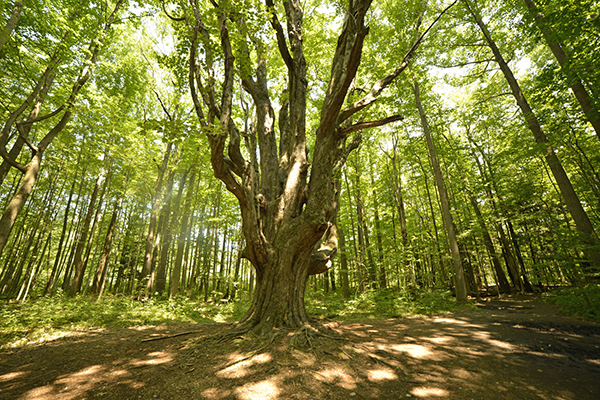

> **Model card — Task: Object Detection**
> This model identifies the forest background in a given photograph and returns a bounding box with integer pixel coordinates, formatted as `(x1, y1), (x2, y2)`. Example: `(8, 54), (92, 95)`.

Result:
(1, 0), (599, 343)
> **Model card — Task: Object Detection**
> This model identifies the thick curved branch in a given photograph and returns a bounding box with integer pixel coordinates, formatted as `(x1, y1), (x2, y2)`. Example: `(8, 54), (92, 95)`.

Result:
(264, 0), (293, 69)
(18, 104), (66, 126)
(0, 145), (27, 173)
(160, 0), (186, 21)
(337, 0), (458, 125)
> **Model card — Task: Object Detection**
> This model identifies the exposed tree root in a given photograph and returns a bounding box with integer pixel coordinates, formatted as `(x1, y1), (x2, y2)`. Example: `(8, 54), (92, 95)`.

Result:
(187, 318), (348, 357)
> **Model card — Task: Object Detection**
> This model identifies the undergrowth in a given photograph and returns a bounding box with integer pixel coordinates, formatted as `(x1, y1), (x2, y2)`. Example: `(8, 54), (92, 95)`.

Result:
(543, 284), (600, 322)
(0, 294), (247, 349)
(1, 288), (472, 349)
(304, 288), (474, 320)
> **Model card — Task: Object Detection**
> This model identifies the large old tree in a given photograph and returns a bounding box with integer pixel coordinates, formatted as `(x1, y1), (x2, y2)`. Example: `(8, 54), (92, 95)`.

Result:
(175, 0), (453, 334)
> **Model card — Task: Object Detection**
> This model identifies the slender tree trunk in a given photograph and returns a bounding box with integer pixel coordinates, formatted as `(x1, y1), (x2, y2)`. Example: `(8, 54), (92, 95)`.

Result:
(412, 74), (468, 302)
(522, 0), (600, 140)
(68, 164), (106, 296)
(464, 0), (600, 271)
(0, 1), (23, 52)
(91, 193), (122, 295)
(369, 160), (387, 288)
(170, 169), (196, 299)
(139, 142), (173, 295)
(339, 226), (350, 298)
(44, 176), (76, 295)
(155, 169), (175, 295)
(0, 70), (54, 185)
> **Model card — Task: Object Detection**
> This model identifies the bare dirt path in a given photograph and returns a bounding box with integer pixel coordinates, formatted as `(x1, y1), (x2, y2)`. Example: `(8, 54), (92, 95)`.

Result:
(1, 293), (599, 399)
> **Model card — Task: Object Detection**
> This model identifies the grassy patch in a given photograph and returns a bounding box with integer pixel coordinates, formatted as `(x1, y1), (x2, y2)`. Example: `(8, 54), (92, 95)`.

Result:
(1, 288), (474, 349)
(305, 288), (474, 320)
(543, 284), (600, 322)
(0, 295), (248, 349)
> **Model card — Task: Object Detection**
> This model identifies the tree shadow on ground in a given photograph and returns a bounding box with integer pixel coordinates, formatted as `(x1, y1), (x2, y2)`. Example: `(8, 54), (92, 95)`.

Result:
(1, 294), (600, 399)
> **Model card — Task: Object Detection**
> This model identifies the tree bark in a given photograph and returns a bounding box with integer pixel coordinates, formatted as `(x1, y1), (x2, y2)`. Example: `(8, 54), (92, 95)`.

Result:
(412, 74), (468, 302)
(91, 192), (122, 296)
(339, 226), (351, 298)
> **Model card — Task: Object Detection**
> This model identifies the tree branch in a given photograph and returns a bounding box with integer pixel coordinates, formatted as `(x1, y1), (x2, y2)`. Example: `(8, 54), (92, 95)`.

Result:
(338, 0), (458, 125)
(160, 0), (186, 21)
(338, 114), (404, 136)
(474, 92), (512, 104)
(264, 0), (293, 69)
(18, 104), (66, 126)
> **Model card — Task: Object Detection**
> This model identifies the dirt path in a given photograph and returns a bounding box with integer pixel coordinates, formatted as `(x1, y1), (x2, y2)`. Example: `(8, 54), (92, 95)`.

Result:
(1, 293), (599, 399)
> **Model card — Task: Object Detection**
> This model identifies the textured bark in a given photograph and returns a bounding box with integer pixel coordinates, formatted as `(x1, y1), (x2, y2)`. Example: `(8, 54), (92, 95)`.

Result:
(412, 75), (468, 302)
(464, 0), (600, 270)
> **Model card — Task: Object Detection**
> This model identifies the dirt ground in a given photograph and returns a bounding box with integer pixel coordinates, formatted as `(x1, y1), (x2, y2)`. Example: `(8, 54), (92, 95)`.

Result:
(1, 293), (599, 400)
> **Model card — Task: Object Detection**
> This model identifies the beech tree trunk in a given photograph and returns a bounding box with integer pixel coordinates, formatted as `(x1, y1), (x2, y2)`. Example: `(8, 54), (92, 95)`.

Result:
(412, 74), (468, 302)
(68, 165), (106, 296)
(184, 0), (450, 333)
(139, 142), (173, 294)
(0, 1), (23, 53)
(170, 169), (196, 299)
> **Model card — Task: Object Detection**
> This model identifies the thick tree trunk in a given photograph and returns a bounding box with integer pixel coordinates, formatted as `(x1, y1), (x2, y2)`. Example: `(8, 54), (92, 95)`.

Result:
(0, 153), (41, 257)
(412, 75), (468, 301)
(236, 244), (313, 335)
(464, 0), (600, 270)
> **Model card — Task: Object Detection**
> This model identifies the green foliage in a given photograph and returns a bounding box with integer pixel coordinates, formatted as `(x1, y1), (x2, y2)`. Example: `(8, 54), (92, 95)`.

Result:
(305, 288), (475, 320)
(544, 285), (600, 322)
(0, 295), (249, 349)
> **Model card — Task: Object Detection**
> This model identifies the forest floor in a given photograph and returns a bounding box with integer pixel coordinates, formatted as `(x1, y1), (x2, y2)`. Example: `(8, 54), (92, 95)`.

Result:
(1, 292), (599, 400)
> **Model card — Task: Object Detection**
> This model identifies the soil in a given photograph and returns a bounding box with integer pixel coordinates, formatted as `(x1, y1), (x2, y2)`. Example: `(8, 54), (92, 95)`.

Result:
(1, 293), (599, 400)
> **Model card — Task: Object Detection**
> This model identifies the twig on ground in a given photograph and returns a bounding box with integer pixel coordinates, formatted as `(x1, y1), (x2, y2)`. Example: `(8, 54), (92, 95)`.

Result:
(141, 331), (202, 343)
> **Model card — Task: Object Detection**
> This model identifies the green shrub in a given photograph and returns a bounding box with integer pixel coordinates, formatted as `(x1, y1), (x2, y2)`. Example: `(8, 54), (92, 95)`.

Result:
(544, 284), (600, 322)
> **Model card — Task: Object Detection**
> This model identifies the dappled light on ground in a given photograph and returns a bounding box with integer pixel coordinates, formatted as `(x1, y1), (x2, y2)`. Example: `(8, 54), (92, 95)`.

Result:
(217, 353), (273, 378)
(1, 295), (599, 399)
